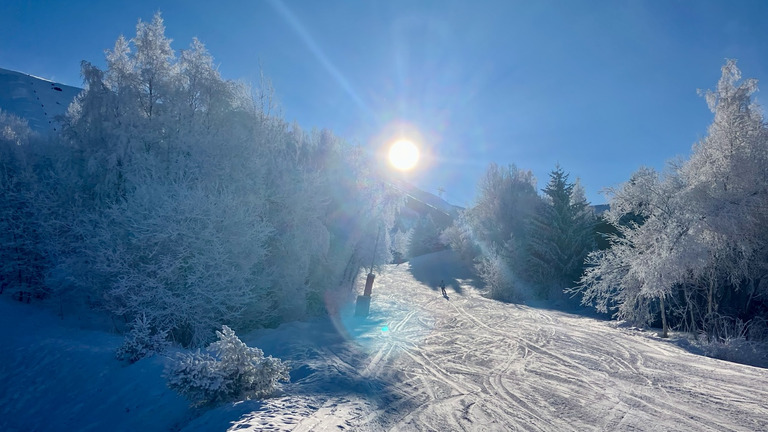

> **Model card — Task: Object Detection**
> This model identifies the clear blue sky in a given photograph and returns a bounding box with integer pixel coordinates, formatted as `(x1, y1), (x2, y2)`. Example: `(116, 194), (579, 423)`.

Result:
(3, 0), (768, 206)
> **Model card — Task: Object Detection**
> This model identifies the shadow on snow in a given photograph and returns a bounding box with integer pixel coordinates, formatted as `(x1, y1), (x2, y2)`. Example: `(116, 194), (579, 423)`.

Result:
(405, 249), (482, 295)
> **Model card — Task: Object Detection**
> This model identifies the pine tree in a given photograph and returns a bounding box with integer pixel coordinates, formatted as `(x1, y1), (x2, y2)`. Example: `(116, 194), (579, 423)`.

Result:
(528, 165), (596, 297)
(115, 314), (170, 363)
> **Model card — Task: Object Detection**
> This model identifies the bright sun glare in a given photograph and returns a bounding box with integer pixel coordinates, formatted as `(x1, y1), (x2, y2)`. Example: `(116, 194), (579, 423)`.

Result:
(388, 139), (420, 171)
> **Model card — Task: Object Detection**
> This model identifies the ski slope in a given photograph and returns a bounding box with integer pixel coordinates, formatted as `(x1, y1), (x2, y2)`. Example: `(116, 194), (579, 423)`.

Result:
(190, 250), (768, 431)
(0, 67), (81, 134)
(2, 250), (767, 431)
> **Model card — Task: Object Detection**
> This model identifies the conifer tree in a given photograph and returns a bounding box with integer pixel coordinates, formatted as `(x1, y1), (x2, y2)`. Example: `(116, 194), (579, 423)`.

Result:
(528, 165), (596, 297)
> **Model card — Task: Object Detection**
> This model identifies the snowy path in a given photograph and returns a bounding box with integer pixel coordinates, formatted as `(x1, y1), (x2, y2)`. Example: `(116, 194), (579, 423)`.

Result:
(218, 250), (768, 431)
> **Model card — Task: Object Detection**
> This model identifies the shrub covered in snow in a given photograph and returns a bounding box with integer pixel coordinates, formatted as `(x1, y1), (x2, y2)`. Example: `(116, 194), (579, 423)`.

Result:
(476, 247), (521, 301)
(439, 211), (480, 266)
(116, 314), (170, 363)
(697, 316), (768, 367)
(697, 334), (768, 368)
(165, 325), (289, 406)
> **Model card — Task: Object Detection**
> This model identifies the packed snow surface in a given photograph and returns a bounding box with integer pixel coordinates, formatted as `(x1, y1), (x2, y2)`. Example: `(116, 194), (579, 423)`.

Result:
(2, 250), (768, 431)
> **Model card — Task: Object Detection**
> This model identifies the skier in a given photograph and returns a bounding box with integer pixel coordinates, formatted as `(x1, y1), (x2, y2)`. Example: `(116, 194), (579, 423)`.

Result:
(440, 280), (447, 297)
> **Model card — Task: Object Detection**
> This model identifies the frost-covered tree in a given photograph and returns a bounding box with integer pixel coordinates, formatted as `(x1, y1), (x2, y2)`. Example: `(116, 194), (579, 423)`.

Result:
(408, 214), (442, 258)
(0, 110), (46, 300)
(57, 14), (275, 344)
(681, 60), (768, 319)
(476, 245), (522, 301)
(577, 60), (768, 339)
(0, 109), (34, 146)
(115, 313), (170, 363)
(391, 228), (412, 263)
(165, 325), (289, 406)
(577, 167), (687, 337)
(440, 210), (480, 265)
(528, 165), (596, 297)
(280, 127), (402, 317)
(132, 13), (175, 125)
(472, 163), (539, 253)
(455, 163), (539, 300)
(1, 14), (401, 347)
(46, 14), (401, 345)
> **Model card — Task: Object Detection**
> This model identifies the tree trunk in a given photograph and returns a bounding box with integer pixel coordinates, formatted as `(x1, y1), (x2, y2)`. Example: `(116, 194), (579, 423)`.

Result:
(707, 276), (714, 316)
(745, 278), (756, 313)
(660, 296), (669, 338)
(684, 284), (697, 334)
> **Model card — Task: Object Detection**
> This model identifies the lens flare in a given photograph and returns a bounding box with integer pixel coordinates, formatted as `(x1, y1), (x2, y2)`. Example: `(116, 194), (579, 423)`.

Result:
(388, 140), (420, 171)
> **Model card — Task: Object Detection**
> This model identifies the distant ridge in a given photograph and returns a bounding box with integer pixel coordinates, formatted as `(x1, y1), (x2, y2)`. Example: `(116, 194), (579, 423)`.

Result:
(0, 68), (81, 134)
(388, 180), (462, 227)
(593, 204), (609, 215)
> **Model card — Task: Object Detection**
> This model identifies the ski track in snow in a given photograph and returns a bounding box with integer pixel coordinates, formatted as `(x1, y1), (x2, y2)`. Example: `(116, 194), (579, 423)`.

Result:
(217, 250), (768, 431)
(4, 250), (767, 431)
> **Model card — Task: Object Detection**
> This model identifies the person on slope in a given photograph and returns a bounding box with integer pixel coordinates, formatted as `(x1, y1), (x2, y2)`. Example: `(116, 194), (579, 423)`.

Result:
(440, 280), (447, 297)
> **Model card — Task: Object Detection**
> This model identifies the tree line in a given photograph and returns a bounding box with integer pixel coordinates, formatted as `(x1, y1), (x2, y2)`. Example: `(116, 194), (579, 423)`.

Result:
(0, 13), (401, 348)
(579, 60), (768, 343)
(442, 163), (596, 303)
(444, 60), (768, 350)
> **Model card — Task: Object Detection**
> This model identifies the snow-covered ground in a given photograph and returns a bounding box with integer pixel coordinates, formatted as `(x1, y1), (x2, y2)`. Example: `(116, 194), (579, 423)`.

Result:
(0, 68), (81, 134)
(2, 250), (768, 431)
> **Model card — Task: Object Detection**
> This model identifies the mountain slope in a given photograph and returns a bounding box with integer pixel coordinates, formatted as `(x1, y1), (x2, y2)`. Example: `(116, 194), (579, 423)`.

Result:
(0, 68), (81, 134)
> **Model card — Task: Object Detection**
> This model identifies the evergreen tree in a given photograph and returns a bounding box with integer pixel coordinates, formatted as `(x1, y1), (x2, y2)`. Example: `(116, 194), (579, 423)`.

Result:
(528, 165), (596, 297)
(165, 325), (289, 406)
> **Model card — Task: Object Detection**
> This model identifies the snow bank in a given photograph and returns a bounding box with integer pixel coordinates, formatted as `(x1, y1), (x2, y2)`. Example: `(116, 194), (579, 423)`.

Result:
(0, 298), (189, 432)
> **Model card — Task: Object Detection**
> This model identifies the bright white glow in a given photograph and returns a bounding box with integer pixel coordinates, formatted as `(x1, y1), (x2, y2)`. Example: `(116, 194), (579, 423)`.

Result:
(388, 140), (420, 171)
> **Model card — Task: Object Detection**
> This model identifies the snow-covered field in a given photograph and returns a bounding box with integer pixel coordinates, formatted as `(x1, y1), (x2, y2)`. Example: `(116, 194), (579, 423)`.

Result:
(2, 250), (768, 431)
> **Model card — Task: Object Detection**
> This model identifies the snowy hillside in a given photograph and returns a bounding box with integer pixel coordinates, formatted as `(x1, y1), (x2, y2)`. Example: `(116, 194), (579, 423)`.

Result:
(2, 250), (766, 431)
(392, 180), (462, 215)
(0, 67), (81, 134)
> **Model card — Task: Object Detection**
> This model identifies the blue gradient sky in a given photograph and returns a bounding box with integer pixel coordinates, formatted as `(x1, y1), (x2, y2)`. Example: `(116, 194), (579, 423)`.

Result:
(3, 0), (768, 206)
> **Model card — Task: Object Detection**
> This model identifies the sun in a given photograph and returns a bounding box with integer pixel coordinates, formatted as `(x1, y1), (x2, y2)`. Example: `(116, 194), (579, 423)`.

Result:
(388, 139), (420, 171)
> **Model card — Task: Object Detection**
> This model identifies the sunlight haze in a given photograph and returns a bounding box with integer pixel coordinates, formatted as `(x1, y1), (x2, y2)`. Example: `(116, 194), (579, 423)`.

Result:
(5, 1), (768, 205)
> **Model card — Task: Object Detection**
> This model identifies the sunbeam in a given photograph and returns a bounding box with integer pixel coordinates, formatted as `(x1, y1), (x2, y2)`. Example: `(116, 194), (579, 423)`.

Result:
(267, 0), (371, 115)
